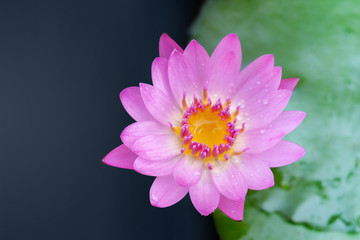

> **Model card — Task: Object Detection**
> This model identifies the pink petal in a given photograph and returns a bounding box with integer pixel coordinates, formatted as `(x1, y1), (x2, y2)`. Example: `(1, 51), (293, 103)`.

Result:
(253, 140), (306, 168)
(189, 170), (220, 216)
(239, 89), (293, 130)
(211, 33), (241, 70)
(210, 161), (247, 201)
(183, 40), (210, 90)
(151, 57), (173, 96)
(236, 155), (274, 190)
(120, 87), (154, 122)
(132, 134), (182, 161)
(102, 144), (137, 169)
(140, 83), (182, 125)
(120, 121), (171, 148)
(150, 175), (188, 208)
(268, 111), (306, 134)
(235, 66), (282, 105)
(168, 50), (201, 107)
(236, 54), (274, 91)
(234, 128), (285, 153)
(133, 156), (179, 176)
(173, 155), (203, 187)
(159, 33), (183, 59)
(279, 78), (299, 91)
(208, 51), (239, 99)
(218, 195), (245, 221)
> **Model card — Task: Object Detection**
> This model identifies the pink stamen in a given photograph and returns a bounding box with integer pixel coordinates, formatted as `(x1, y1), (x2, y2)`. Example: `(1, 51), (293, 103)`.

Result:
(203, 82), (208, 100)
(181, 147), (185, 154)
(182, 90), (187, 109)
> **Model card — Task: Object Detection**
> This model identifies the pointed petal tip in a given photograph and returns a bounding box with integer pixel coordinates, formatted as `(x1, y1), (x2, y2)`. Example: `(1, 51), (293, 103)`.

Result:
(159, 33), (183, 59)
(102, 145), (137, 169)
(224, 33), (239, 40)
(299, 145), (306, 157)
(274, 66), (282, 74)
(169, 48), (183, 57)
(279, 77), (300, 91)
(297, 111), (307, 125)
(263, 54), (274, 62)
(198, 210), (214, 216)
(300, 110), (307, 119)
(160, 32), (169, 39)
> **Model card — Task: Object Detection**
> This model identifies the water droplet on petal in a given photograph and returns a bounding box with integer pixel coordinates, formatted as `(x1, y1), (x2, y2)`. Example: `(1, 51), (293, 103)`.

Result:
(260, 129), (265, 134)
(263, 99), (269, 104)
(231, 175), (235, 179)
(265, 84), (269, 88)
(194, 171), (201, 177)
(256, 81), (261, 85)
(151, 194), (158, 202)
(231, 210), (236, 214)
(257, 99), (261, 103)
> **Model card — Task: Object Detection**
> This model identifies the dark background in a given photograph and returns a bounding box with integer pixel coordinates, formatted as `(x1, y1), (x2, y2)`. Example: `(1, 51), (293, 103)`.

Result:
(0, 1), (219, 239)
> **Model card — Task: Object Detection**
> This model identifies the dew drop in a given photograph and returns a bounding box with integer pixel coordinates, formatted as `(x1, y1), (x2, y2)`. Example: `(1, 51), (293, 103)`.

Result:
(194, 171), (201, 177)
(263, 99), (269, 104)
(231, 210), (236, 214)
(256, 81), (261, 85)
(260, 129), (265, 134)
(151, 194), (158, 202)
(244, 112), (249, 116)
(231, 175), (235, 179)
(265, 84), (269, 88)
(257, 99), (261, 103)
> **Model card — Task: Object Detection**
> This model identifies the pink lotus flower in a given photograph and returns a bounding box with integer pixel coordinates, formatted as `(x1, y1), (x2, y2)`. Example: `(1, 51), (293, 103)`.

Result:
(103, 33), (306, 221)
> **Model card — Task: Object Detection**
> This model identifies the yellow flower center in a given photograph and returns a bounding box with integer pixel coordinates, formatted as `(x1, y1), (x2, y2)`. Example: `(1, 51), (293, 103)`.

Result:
(187, 107), (228, 147)
(173, 94), (244, 167)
